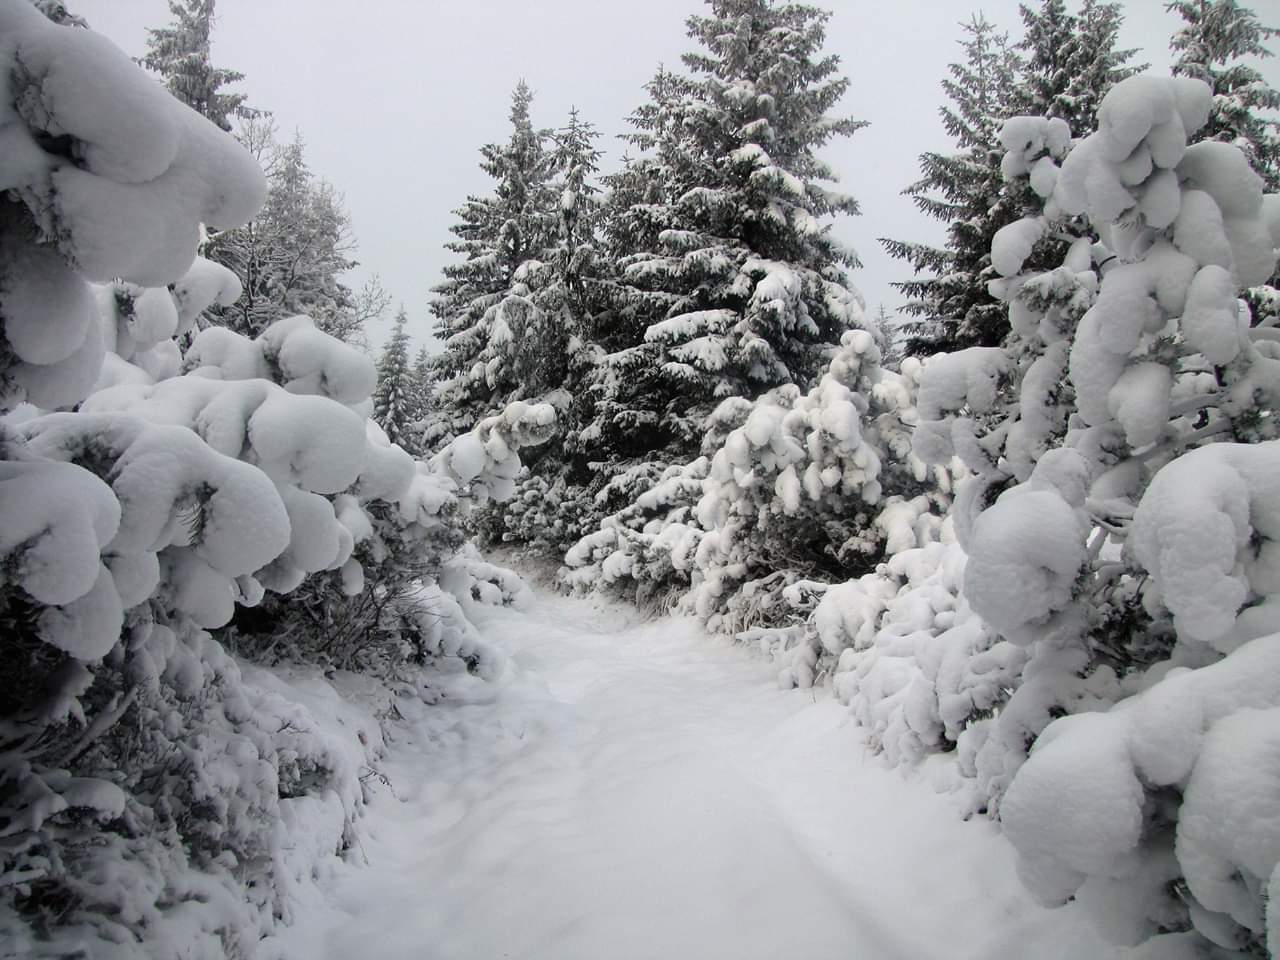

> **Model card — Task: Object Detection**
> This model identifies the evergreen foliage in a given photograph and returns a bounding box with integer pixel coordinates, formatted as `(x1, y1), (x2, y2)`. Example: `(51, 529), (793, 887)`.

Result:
(204, 122), (367, 341)
(409, 345), (436, 452)
(582, 0), (866, 504)
(883, 0), (1140, 356)
(1168, 0), (1280, 188)
(139, 0), (255, 131)
(1015, 0), (1140, 132)
(426, 81), (560, 446)
(373, 308), (419, 455)
(880, 16), (1021, 354)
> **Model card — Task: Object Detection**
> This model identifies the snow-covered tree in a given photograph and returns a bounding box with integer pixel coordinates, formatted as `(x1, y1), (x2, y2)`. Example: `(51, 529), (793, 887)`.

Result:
(892, 74), (1280, 954)
(407, 343), (435, 449)
(205, 121), (364, 342)
(0, 10), (553, 951)
(139, 0), (255, 132)
(1169, 0), (1280, 188)
(1015, 0), (1141, 133)
(142, 6), (367, 344)
(426, 81), (559, 445)
(1170, 0), (1280, 326)
(881, 15), (1022, 354)
(870, 303), (903, 370)
(372, 308), (418, 453)
(471, 107), (613, 556)
(885, 3), (1140, 358)
(565, 323), (946, 647)
(578, 0), (866, 532)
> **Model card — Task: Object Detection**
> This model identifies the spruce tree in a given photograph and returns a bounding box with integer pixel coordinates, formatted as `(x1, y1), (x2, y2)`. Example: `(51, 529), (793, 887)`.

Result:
(884, 2), (1139, 357)
(576, 67), (689, 498)
(1015, 0), (1141, 134)
(140, 0), (255, 131)
(205, 124), (362, 341)
(408, 344), (436, 454)
(372, 308), (417, 453)
(871, 303), (903, 370)
(1169, 0), (1280, 323)
(426, 81), (558, 445)
(880, 16), (1021, 354)
(474, 108), (610, 554)
(1168, 0), (1279, 188)
(585, 0), (866, 494)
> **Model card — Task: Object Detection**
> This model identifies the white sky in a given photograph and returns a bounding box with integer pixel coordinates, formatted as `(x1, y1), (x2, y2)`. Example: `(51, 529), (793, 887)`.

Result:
(74, 0), (1280, 354)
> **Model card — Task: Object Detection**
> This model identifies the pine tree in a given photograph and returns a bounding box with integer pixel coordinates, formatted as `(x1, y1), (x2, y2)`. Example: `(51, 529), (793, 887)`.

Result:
(1168, 0), (1280, 188)
(372, 307), (417, 453)
(139, 0), (255, 131)
(529, 108), (605, 459)
(408, 344), (436, 454)
(1015, 0), (1141, 134)
(205, 122), (363, 341)
(871, 303), (903, 370)
(426, 81), (559, 445)
(1169, 1), (1280, 324)
(584, 0), (867, 495)
(885, 2), (1139, 357)
(880, 15), (1021, 354)
(574, 67), (689, 497)
(471, 108), (610, 555)
(538, 108), (604, 331)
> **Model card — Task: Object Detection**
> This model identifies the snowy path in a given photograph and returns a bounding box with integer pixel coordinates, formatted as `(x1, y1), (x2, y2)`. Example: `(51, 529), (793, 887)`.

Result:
(272, 590), (1108, 960)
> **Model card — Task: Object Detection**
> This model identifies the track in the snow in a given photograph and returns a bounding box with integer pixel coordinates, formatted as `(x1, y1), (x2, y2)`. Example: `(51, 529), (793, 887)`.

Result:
(268, 589), (1109, 960)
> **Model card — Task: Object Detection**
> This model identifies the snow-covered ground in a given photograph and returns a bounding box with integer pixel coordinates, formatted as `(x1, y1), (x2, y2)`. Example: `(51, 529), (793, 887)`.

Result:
(269, 587), (1111, 960)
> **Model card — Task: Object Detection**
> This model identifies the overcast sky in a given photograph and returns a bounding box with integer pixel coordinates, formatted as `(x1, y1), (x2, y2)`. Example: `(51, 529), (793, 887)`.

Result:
(75, 0), (1280, 354)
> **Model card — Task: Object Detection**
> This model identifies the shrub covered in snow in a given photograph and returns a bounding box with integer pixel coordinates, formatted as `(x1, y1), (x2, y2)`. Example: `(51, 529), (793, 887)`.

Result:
(877, 73), (1280, 955)
(0, 8), (551, 954)
(565, 323), (952, 636)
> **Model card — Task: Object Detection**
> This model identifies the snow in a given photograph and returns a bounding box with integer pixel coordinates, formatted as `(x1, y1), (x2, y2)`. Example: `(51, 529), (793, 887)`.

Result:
(997, 631), (1280, 947)
(963, 486), (1087, 640)
(36, 562), (124, 660)
(265, 316), (377, 404)
(1178, 707), (1280, 936)
(0, 459), (118, 607)
(1106, 361), (1172, 449)
(1183, 265), (1242, 365)
(1, 0), (266, 285)
(1131, 442), (1280, 650)
(268, 588), (1110, 960)
(0, 240), (97, 366)
(170, 256), (243, 334)
(915, 347), (1008, 423)
(991, 216), (1046, 277)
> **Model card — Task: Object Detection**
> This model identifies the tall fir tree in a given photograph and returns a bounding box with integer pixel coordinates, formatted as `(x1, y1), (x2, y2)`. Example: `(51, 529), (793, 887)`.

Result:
(1013, 0), (1141, 280)
(575, 66), (689, 492)
(139, 0), (255, 131)
(884, 1), (1140, 357)
(880, 16), (1021, 354)
(409, 344), (436, 454)
(871, 303), (903, 371)
(1015, 0), (1140, 134)
(472, 108), (611, 555)
(426, 81), (559, 445)
(1168, 0), (1279, 189)
(372, 308), (417, 453)
(583, 0), (867, 500)
(204, 123), (365, 341)
(1168, 1), (1280, 323)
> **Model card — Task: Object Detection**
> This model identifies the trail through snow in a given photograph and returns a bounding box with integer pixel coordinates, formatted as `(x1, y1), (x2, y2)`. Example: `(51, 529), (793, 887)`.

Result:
(271, 588), (1111, 960)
